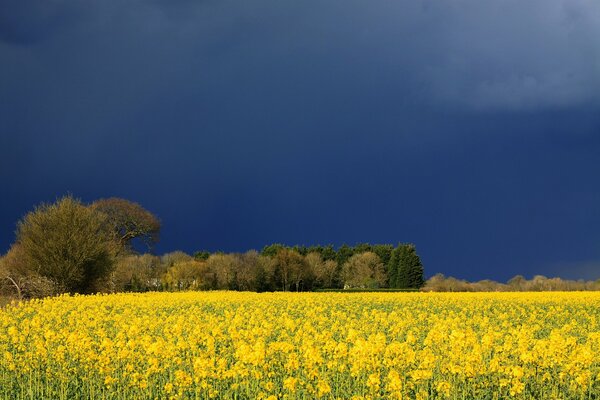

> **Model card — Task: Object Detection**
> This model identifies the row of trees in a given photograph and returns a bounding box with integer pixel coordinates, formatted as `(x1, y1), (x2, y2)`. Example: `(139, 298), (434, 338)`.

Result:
(0, 196), (425, 298)
(423, 273), (600, 292)
(111, 243), (424, 294)
(4, 195), (598, 298)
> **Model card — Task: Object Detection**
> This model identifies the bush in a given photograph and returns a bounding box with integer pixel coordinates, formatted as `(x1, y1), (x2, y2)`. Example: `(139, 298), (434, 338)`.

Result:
(15, 196), (117, 294)
(0, 245), (58, 299)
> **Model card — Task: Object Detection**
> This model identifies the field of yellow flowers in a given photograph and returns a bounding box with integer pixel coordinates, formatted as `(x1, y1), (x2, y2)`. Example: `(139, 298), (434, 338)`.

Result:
(1, 292), (600, 399)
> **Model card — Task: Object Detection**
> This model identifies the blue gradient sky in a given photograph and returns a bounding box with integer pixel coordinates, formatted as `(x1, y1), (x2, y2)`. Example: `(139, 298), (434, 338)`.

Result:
(1, 0), (599, 281)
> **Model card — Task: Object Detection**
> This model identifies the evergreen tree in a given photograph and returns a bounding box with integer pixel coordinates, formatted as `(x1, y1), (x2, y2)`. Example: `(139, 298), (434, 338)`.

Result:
(371, 244), (394, 266)
(353, 243), (372, 254)
(193, 250), (211, 261)
(336, 244), (354, 267)
(319, 245), (337, 261)
(261, 243), (287, 257)
(389, 244), (424, 289)
(372, 244), (394, 284)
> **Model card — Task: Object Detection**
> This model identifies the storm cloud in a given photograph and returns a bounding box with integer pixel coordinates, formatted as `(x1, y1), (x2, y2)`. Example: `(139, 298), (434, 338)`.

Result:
(2, 0), (599, 109)
(2, 0), (600, 281)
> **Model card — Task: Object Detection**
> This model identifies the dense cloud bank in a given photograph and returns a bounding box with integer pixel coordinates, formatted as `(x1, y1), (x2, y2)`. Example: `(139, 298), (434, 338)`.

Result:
(2, 0), (599, 109)
(1, 0), (600, 281)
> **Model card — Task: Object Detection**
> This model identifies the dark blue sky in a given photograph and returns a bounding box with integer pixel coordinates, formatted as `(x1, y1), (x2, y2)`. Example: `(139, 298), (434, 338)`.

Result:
(2, 0), (599, 281)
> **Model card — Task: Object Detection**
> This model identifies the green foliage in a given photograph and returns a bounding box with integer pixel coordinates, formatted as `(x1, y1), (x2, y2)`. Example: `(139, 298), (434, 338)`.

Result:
(353, 243), (372, 254)
(389, 243), (425, 289)
(16, 196), (117, 294)
(193, 250), (211, 261)
(371, 244), (394, 269)
(261, 243), (287, 258)
(5, 198), (429, 298)
(335, 244), (355, 267)
(319, 245), (337, 261)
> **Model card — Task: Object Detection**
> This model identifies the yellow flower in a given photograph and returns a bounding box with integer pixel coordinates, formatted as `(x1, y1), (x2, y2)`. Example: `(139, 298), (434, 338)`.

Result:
(436, 381), (451, 397)
(510, 380), (525, 396)
(103, 376), (116, 387)
(283, 377), (298, 392)
(367, 373), (380, 390)
(317, 380), (331, 397)
(1, 291), (600, 399)
(386, 370), (403, 392)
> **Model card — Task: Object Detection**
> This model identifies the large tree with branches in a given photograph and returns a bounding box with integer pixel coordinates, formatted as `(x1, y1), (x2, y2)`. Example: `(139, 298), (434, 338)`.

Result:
(90, 198), (160, 252)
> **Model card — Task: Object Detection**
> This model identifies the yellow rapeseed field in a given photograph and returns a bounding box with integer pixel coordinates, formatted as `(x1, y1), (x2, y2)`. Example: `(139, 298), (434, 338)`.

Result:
(1, 292), (599, 399)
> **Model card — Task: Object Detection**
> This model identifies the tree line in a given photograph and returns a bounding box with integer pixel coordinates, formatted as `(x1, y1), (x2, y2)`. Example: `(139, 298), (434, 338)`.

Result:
(423, 273), (600, 292)
(113, 242), (424, 294)
(0, 196), (425, 298)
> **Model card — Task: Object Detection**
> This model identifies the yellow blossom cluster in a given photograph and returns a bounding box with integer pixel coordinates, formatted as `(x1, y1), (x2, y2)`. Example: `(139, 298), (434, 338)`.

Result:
(1, 292), (600, 399)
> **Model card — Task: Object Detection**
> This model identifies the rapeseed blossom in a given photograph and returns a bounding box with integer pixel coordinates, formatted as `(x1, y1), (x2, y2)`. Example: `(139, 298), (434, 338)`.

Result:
(0, 292), (600, 399)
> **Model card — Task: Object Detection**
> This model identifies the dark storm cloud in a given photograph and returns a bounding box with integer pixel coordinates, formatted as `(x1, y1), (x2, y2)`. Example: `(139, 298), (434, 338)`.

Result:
(0, 0), (87, 45)
(2, 0), (600, 280)
(420, 0), (600, 110)
(3, 0), (599, 108)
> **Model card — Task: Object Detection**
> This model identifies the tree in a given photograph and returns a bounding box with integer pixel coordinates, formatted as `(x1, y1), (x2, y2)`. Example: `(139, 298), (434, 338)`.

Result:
(235, 251), (261, 292)
(389, 244), (424, 289)
(336, 244), (355, 267)
(422, 273), (470, 292)
(371, 244), (394, 278)
(272, 248), (306, 291)
(206, 254), (239, 290)
(111, 253), (164, 292)
(320, 245), (337, 261)
(162, 260), (208, 291)
(15, 196), (117, 294)
(354, 243), (373, 254)
(507, 275), (526, 291)
(193, 250), (211, 261)
(161, 251), (193, 268)
(261, 243), (287, 257)
(90, 198), (160, 252)
(305, 252), (338, 288)
(255, 254), (277, 292)
(341, 252), (386, 289)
